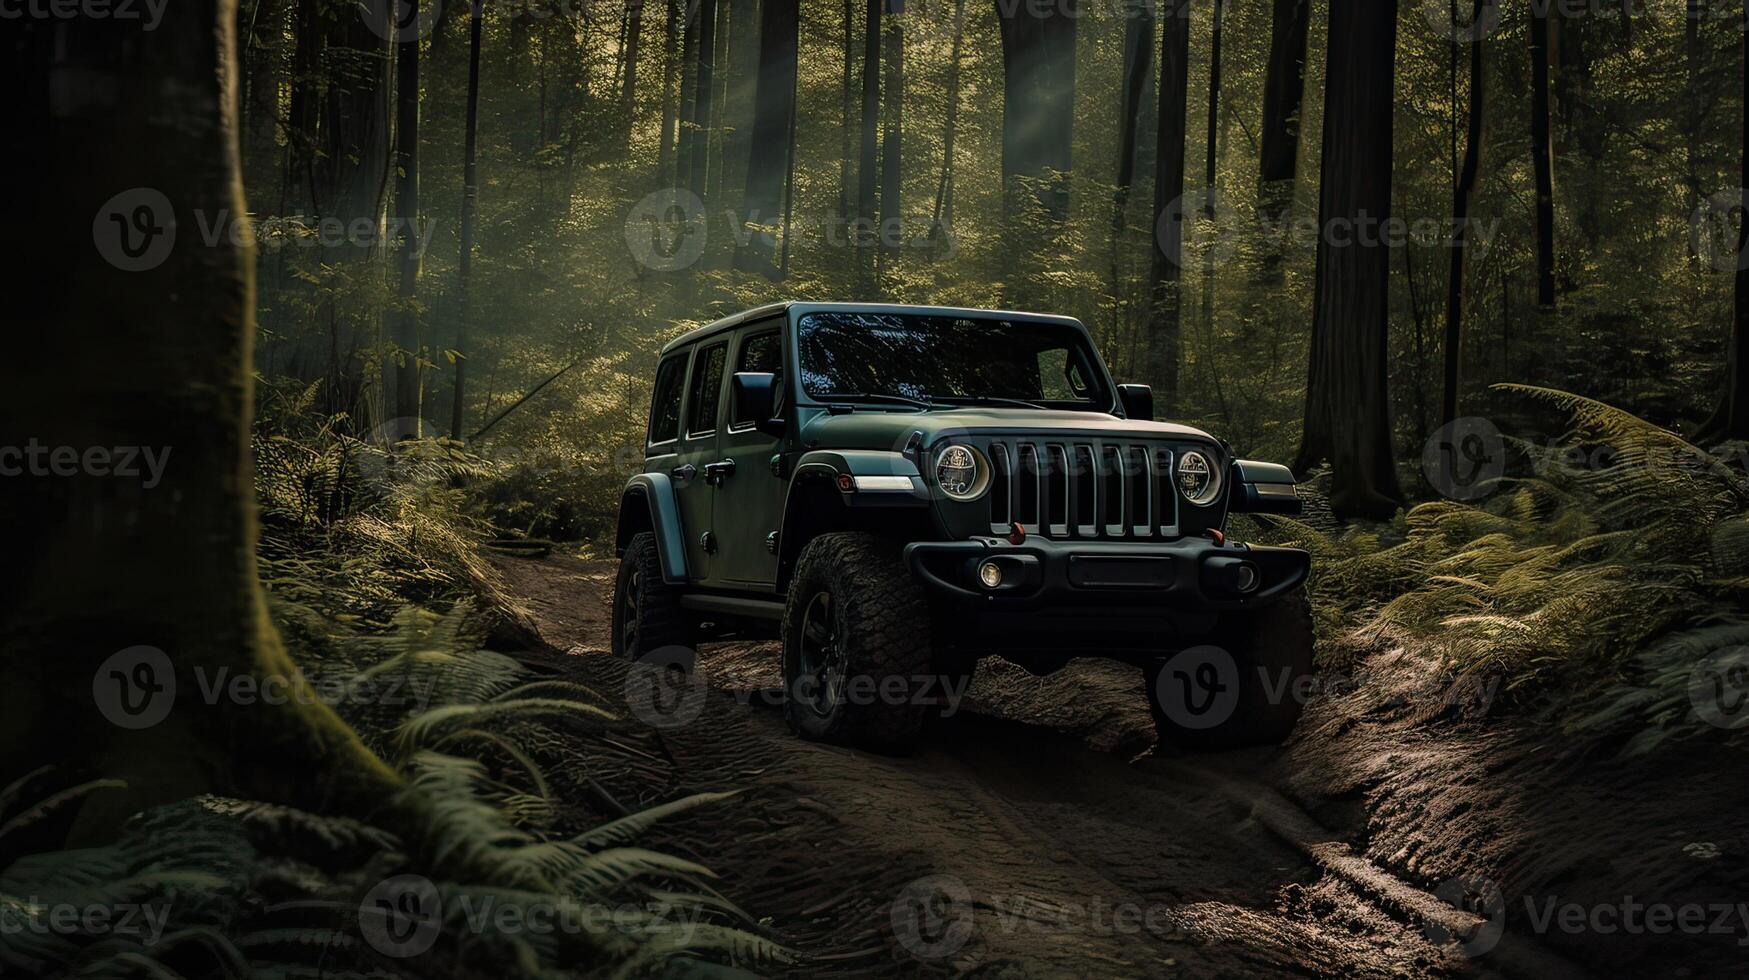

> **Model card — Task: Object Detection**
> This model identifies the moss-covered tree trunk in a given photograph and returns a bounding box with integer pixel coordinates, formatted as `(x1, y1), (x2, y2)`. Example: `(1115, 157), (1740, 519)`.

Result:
(1, 0), (399, 834)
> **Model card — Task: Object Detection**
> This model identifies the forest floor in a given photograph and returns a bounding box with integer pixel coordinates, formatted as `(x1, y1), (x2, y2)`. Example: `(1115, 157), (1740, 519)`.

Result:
(491, 553), (1746, 980)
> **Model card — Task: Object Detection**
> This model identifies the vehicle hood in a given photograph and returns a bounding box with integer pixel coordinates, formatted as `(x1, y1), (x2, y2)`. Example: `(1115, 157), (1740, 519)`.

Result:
(797, 407), (1221, 453)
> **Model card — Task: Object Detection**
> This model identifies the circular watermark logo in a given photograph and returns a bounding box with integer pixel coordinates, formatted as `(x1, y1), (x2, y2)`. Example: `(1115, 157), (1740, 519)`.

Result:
(890, 874), (974, 960)
(1422, 416), (1505, 501)
(625, 188), (707, 272)
(93, 188), (175, 272)
(92, 645), (176, 730)
(1416, 0), (1503, 42)
(360, 0), (443, 43)
(1691, 188), (1749, 273)
(358, 874), (442, 958)
(1688, 645), (1749, 730)
(1155, 186), (1240, 271)
(1153, 645), (1240, 731)
(1425, 874), (1506, 957)
(624, 645), (708, 730)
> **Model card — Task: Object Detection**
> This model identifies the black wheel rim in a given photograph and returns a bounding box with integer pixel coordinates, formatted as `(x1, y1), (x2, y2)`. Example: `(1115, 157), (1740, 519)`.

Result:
(620, 568), (642, 653)
(797, 591), (847, 717)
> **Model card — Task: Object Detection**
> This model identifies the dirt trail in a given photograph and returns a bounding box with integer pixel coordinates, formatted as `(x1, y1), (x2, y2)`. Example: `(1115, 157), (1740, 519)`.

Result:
(494, 552), (1525, 978)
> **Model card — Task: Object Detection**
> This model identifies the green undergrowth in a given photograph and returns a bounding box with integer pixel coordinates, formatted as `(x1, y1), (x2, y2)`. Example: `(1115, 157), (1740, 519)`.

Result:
(0, 387), (786, 978)
(1249, 387), (1749, 751)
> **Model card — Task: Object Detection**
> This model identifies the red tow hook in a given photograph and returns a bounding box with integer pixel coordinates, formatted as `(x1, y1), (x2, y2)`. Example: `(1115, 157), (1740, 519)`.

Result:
(1205, 528), (1226, 545)
(1007, 522), (1027, 546)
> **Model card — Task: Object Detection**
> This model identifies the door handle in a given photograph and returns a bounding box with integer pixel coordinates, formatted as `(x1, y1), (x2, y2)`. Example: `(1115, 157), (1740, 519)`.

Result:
(671, 463), (697, 482)
(703, 459), (737, 486)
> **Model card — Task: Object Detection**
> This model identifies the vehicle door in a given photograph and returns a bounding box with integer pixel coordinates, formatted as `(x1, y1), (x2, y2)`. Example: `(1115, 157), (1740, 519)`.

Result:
(712, 320), (789, 588)
(674, 340), (729, 584)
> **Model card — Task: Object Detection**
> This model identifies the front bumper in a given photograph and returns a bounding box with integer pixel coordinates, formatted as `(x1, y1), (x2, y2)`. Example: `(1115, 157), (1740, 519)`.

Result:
(903, 535), (1309, 613)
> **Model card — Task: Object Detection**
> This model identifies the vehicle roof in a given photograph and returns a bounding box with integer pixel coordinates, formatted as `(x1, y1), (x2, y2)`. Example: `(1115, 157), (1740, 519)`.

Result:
(657, 302), (1089, 355)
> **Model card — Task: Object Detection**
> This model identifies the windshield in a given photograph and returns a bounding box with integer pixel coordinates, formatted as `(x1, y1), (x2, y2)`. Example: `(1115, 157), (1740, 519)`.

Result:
(796, 312), (1112, 411)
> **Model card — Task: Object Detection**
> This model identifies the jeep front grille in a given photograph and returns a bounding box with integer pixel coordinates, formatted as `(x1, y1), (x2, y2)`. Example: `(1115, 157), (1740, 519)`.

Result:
(986, 440), (1178, 538)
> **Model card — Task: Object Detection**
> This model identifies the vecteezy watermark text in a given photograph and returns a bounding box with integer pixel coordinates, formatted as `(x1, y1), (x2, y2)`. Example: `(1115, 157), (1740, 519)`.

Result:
(92, 646), (440, 730)
(0, 440), (171, 488)
(0, 0), (167, 30)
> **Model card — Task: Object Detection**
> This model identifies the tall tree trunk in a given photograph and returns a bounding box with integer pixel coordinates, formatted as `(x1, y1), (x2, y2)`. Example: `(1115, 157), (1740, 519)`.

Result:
(840, 0), (857, 221)
(720, 0), (760, 215)
(620, 0), (644, 150)
(1198, 0), (1224, 372)
(1146, 0), (1191, 416)
(878, 0), (904, 262)
(1699, 2), (1749, 441)
(677, 3), (699, 191)
(931, 0), (968, 240)
(2, 0), (398, 826)
(240, 0), (283, 198)
(1441, 0), (1488, 428)
(1292, 0), (1404, 519)
(453, 0), (484, 440)
(319, 5), (391, 235)
(658, 0), (681, 184)
(1110, 0), (1154, 245)
(1529, 3), (1557, 308)
(688, 0), (719, 203)
(994, 0), (1078, 221)
(1257, 0), (1309, 278)
(857, 0), (880, 284)
(284, 0), (322, 215)
(734, 0), (800, 278)
(391, 6), (422, 431)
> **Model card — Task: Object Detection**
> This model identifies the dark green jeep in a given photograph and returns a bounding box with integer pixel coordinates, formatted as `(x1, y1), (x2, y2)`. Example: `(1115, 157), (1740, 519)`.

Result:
(613, 303), (1312, 752)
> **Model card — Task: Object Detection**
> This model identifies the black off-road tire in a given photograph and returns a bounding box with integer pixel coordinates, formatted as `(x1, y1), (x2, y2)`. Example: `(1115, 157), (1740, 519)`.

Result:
(782, 533), (935, 753)
(612, 532), (692, 659)
(1145, 589), (1315, 750)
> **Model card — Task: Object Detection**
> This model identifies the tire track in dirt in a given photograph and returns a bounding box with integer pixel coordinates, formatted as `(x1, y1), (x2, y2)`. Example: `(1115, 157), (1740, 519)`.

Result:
(493, 552), (1473, 978)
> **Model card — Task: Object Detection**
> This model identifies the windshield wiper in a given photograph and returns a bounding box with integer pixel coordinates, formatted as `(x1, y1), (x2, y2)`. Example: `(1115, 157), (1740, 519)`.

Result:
(938, 395), (1050, 410)
(817, 391), (934, 411)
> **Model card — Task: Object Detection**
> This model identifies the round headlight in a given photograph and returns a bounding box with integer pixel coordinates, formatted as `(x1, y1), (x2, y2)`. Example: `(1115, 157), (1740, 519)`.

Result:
(933, 444), (989, 501)
(1176, 450), (1223, 506)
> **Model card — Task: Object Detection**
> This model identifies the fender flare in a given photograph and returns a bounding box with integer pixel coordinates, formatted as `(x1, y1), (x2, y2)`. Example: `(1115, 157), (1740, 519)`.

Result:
(617, 473), (688, 584)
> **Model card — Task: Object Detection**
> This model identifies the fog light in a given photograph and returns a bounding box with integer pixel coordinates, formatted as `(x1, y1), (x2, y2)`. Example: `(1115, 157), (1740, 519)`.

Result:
(978, 561), (1004, 589)
(1234, 563), (1260, 593)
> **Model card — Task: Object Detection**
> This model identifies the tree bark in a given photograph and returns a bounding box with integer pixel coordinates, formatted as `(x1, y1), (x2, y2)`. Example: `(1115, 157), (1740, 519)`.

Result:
(840, 0), (857, 221)
(658, 0), (680, 184)
(1111, 0), (1153, 238)
(734, 0), (800, 278)
(319, 1), (391, 237)
(878, 0), (905, 261)
(677, 1), (699, 190)
(620, 0), (644, 149)
(1441, 0), (1488, 428)
(1292, 0), (1404, 519)
(857, 0), (881, 281)
(931, 0), (968, 240)
(1529, 3), (1557, 308)
(1146, 0), (1191, 416)
(453, 0), (483, 440)
(688, 0), (719, 203)
(1257, 0), (1309, 279)
(1699, 2), (1749, 441)
(1, 0), (399, 828)
(391, 4), (422, 431)
(720, 0), (760, 214)
(994, 0), (1078, 221)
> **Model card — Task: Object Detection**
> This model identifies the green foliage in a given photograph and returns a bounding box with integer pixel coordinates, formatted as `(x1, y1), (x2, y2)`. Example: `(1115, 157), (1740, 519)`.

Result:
(1261, 388), (1749, 748)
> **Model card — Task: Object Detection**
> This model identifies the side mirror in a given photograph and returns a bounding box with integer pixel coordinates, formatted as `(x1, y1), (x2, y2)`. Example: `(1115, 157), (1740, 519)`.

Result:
(1117, 383), (1154, 421)
(731, 371), (786, 436)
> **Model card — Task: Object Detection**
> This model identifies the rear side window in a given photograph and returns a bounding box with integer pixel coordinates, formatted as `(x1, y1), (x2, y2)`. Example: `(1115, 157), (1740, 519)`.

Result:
(648, 352), (687, 445)
(687, 342), (728, 436)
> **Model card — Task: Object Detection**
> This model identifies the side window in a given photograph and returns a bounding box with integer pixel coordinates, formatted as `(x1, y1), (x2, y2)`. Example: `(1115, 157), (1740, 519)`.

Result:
(686, 342), (728, 437)
(731, 330), (784, 428)
(647, 352), (687, 447)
